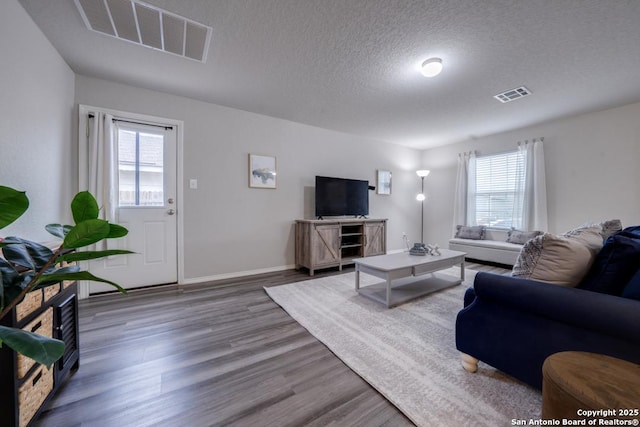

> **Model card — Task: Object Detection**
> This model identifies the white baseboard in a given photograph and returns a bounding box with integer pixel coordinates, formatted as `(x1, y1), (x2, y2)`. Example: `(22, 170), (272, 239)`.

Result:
(181, 264), (296, 285)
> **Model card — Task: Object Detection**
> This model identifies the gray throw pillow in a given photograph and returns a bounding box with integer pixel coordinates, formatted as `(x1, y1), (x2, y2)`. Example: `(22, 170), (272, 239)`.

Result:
(455, 225), (485, 240)
(601, 219), (622, 240)
(507, 229), (543, 245)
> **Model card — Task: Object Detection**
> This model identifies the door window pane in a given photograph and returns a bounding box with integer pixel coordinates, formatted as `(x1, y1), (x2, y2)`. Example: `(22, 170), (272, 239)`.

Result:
(118, 129), (164, 207)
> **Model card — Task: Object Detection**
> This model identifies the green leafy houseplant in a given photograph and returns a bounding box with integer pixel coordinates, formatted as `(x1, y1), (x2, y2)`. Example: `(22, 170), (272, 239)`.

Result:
(0, 185), (132, 367)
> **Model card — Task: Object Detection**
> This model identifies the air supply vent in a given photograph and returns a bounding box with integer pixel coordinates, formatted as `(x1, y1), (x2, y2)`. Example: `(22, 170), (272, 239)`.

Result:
(75, 0), (212, 63)
(494, 86), (532, 103)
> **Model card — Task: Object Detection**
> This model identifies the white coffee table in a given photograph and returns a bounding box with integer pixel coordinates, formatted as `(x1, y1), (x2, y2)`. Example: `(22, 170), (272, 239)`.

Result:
(354, 249), (466, 308)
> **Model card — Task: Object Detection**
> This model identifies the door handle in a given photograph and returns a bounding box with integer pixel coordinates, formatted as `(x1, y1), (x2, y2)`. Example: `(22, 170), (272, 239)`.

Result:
(167, 209), (176, 215)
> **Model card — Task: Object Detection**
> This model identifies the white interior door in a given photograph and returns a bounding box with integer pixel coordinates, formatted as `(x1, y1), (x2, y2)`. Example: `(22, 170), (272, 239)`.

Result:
(89, 122), (178, 293)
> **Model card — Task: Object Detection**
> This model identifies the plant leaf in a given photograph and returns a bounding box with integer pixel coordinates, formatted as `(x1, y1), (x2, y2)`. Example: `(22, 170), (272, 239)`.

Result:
(0, 186), (29, 229)
(0, 325), (64, 368)
(33, 266), (80, 289)
(71, 191), (99, 224)
(45, 224), (73, 239)
(1, 237), (54, 270)
(107, 223), (128, 238)
(0, 257), (20, 286)
(37, 271), (128, 294)
(63, 219), (110, 249)
(0, 241), (34, 271)
(56, 249), (135, 263)
(0, 260), (33, 312)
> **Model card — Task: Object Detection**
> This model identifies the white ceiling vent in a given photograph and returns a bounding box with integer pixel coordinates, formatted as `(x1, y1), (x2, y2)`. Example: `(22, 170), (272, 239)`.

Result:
(494, 86), (532, 103)
(75, 0), (212, 63)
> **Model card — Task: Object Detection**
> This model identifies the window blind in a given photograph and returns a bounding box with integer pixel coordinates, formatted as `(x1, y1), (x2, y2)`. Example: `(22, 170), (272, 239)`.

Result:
(473, 150), (525, 228)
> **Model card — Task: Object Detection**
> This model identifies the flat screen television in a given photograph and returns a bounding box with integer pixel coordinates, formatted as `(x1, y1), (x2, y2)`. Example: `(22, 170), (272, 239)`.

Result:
(315, 176), (369, 218)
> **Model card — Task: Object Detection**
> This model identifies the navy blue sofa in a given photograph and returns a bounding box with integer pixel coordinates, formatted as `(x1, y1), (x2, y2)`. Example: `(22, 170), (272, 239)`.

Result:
(455, 272), (640, 389)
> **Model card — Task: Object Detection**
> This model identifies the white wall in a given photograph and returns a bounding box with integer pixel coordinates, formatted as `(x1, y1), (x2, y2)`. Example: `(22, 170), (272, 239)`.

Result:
(13, 0), (638, 279)
(421, 102), (640, 247)
(75, 76), (423, 281)
(0, 0), (76, 241)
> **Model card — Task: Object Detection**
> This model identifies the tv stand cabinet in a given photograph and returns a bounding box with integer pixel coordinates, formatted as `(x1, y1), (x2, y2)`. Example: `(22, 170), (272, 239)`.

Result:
(295, 218), (387, 276)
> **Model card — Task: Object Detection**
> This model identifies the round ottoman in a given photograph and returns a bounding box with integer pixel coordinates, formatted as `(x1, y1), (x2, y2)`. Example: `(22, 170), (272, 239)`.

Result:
(542, 351), (640, 420)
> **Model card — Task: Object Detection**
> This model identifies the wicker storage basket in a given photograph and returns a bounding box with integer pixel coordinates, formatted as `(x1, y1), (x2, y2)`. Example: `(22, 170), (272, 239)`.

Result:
(58, 261), (77, 289)
(15, 290), (43, 323)
(43, 283), (60, 302)
(18, 364), (53, 427)
(16, 307), (54, 379)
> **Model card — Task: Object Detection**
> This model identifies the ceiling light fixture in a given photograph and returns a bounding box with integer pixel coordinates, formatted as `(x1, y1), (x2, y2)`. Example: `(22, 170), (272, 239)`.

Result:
(420, 58), (443, 78)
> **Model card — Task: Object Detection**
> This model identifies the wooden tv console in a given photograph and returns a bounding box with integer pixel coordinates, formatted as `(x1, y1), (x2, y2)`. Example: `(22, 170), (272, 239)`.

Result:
(295, 218), (387, 276)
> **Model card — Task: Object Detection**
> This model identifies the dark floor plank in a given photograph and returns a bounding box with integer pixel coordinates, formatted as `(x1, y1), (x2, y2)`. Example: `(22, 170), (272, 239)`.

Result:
(34, 262), (506, 427)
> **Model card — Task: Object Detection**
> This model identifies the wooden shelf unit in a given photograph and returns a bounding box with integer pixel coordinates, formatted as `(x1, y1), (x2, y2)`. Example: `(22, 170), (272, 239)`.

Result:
(295, 218), (387, 276)
(0, 280), (80, 427)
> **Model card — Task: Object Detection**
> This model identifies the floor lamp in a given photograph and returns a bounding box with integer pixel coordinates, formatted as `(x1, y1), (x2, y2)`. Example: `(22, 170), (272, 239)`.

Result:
(415, 170), (430, 245)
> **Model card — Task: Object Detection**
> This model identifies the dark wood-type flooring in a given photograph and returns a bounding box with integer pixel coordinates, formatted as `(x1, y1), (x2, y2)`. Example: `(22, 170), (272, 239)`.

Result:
(34, 262), (508, 427)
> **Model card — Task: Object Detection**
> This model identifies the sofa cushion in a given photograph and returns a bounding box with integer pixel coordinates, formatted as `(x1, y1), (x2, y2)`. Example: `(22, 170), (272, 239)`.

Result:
(579, 233), (640, 295)
(449, 237), (522, 251)
(455, 225), (485, 240)
(622, 269), (640, 300)
(512, 233), (594, 287)
(619, 225), (640, 239)
(507, 229), (543, 245)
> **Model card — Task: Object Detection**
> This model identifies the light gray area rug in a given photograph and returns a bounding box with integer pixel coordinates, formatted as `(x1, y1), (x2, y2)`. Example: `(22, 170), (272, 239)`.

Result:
(264, 268), (541, 426)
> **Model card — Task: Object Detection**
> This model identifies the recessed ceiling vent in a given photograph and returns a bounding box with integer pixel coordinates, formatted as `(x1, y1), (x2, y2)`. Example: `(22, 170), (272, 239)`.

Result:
(75, 0), (212, 63)
(494, 86), (532, 103)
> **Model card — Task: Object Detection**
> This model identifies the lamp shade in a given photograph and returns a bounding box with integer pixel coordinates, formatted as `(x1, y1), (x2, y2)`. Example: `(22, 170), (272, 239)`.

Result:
(416, 193), (426, 201)
(416, 170), (430, 178)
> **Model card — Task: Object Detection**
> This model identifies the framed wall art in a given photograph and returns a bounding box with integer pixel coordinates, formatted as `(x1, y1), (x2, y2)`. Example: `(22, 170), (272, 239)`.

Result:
(248, 154), (277, 189)
(377, 170), (392, 195)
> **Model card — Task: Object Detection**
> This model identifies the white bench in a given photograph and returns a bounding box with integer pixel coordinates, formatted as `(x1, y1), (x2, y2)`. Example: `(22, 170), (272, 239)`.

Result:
(448, 229), (522, 266)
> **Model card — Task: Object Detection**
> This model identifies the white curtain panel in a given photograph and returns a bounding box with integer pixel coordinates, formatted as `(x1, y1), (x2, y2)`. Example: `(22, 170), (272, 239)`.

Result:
(512, 145), (527, 230)
(465, 151), (477, 226)
(452, 152), (474, 235)
(522, 139), (548, 231)
(87, 112), (119, 225)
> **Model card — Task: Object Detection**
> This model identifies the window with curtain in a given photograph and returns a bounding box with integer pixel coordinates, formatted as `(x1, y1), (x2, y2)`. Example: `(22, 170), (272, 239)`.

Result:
(453, 139), (547, 234)
(472, 150), (525, 229)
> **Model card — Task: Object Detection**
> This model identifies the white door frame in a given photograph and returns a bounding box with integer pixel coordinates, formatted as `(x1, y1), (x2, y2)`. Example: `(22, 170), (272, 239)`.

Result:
(77, 104), (185, 299)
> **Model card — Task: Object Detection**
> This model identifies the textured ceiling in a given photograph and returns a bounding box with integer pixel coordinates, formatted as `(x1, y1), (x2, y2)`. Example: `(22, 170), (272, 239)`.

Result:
(18, 0), (640, 149)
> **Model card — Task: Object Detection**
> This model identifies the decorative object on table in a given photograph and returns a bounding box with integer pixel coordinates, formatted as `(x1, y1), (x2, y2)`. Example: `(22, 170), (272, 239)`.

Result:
(403, 233), (411, 252)
(415, 169), (430, 244)
(376, 170), (392, 195)
(410, 242), (428, 256)
(248, 154), (277, 188)
(409, 242), (441, 256)
(427, 243), (441, 256)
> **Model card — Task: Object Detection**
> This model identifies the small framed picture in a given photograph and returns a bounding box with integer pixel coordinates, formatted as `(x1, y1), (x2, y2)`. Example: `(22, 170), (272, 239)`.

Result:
(249, 154), (277, 189)
(377, 170), (392, 195)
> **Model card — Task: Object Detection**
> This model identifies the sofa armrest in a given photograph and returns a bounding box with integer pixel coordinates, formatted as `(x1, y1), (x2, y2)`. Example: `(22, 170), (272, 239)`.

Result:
(470, 272), (640, 344)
